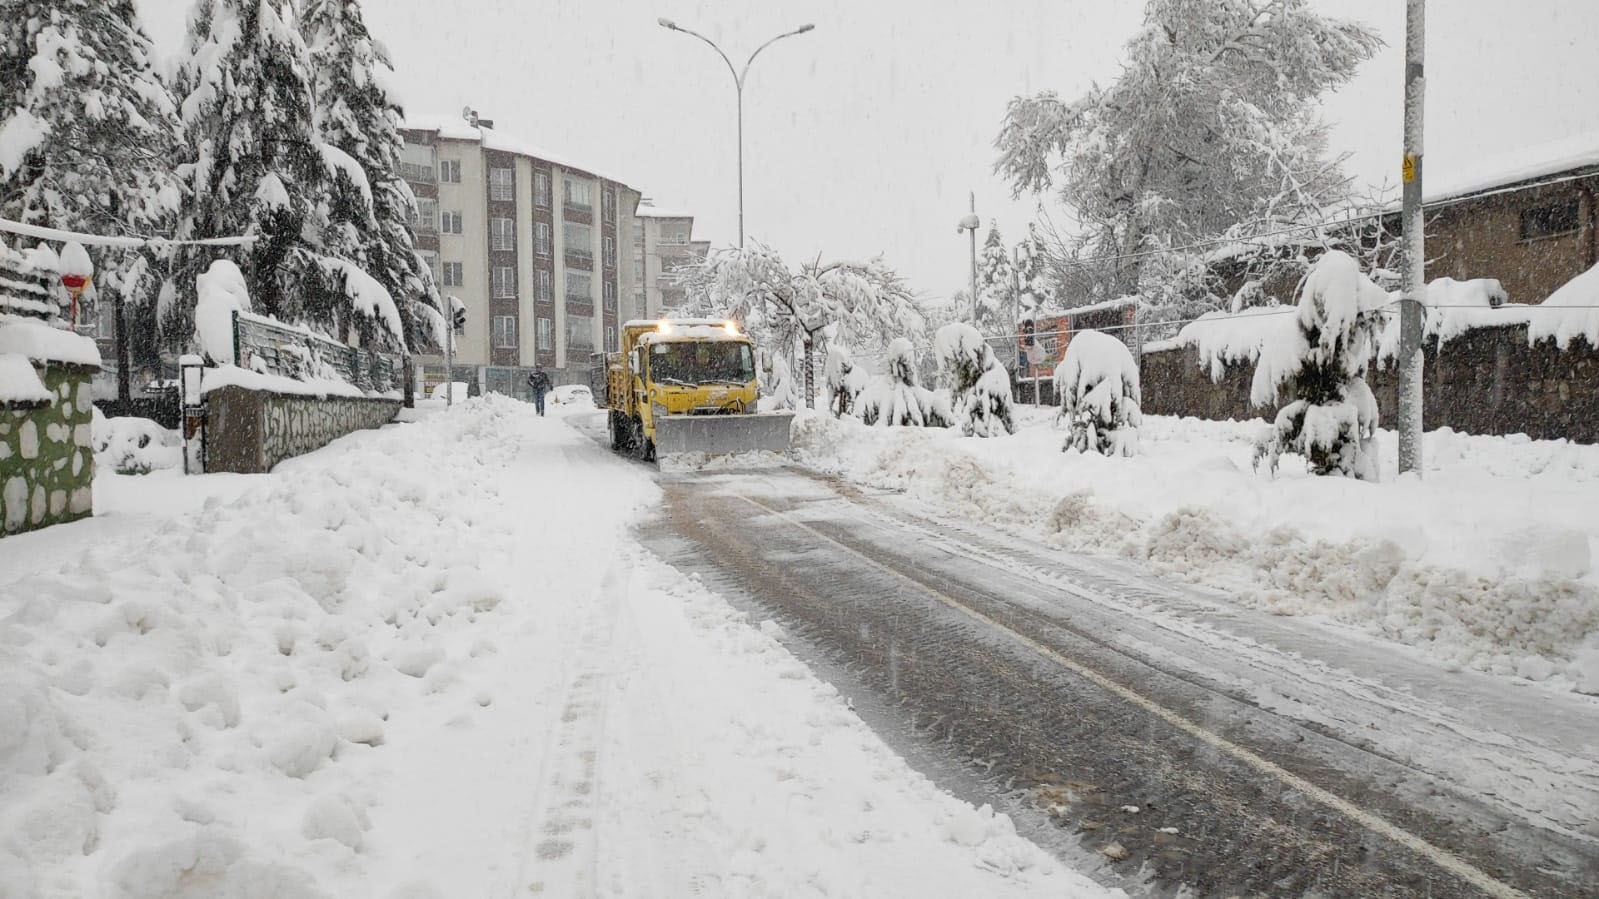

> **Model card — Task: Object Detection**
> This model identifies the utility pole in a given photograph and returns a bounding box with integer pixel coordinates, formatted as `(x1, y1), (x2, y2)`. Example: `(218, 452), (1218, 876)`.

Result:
(1010, 243), (1022, 400)
(1398, 0), (1426, 475)
(957, 194), (980, 325)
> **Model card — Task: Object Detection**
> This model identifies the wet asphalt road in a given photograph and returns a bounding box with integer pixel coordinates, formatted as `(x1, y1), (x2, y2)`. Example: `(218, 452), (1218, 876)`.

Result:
(620, 454), (1599, 895)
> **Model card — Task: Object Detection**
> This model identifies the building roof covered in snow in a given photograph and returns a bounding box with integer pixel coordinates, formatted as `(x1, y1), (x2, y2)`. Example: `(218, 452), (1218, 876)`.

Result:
(402, 114), (635, 189)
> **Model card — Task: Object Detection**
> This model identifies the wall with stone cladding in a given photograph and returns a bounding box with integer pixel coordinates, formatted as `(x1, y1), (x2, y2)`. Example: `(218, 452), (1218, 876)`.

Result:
(1140, 325), (1599, 444)
(1, 364), (96, 535)
(204, 386), (400, 474)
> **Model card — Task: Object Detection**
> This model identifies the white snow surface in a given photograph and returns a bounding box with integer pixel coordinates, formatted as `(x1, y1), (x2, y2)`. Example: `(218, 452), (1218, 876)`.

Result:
(0, 315), (101, 368)
(1528, 260), (1599, 350)
(193, 259), (250, 364)
(91, 410), (181, 475)
(0, 353), (50, 405)
(0, 397), (1112, 898)
(792, 408), (1599, 693)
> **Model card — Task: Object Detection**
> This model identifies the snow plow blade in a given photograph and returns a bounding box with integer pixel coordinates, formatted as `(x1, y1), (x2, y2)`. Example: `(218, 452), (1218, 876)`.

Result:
(653, 412), (794, 457)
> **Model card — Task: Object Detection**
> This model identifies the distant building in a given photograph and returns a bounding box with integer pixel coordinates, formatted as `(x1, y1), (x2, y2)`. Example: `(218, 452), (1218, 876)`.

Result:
(398, 115), (643, 388)
(632, 201), (710, 319)
(1398, 136), (1599, 304)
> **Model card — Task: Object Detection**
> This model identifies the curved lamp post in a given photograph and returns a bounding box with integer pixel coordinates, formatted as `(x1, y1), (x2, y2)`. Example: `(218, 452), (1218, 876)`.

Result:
(658, 18), (815, 248)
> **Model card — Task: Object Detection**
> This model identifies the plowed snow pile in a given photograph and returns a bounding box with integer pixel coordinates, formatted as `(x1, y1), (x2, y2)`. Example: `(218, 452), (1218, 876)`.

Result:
(0, 397), (1114, 898)
(792, 409), (1599, 693)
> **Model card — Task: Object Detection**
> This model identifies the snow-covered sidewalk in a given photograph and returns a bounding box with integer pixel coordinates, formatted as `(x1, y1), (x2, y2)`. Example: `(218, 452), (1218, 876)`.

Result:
(0, 397), (1112, 898)
(791, 408), (1599, 694)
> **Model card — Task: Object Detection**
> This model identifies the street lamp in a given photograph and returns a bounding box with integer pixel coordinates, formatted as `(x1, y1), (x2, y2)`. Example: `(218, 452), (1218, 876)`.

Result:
(956, 192), (980, 325)
(658, 17), (815, 248)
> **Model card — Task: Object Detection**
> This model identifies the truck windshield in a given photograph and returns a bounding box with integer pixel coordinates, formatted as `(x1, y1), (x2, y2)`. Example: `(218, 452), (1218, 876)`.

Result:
(649, 341), (755, 385)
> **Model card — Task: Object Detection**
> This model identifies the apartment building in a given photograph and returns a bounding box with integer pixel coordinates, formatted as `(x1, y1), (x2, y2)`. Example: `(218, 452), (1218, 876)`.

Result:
(631, 201), (711, 319)
(400, 115), (643, 388)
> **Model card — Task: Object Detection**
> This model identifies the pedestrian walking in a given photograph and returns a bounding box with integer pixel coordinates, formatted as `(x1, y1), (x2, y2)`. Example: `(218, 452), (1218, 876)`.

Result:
(528, 368), (553, 416)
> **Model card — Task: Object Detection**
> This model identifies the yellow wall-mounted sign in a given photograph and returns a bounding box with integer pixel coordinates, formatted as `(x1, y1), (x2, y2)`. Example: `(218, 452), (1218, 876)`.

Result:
(1402, 153), (1417, 184)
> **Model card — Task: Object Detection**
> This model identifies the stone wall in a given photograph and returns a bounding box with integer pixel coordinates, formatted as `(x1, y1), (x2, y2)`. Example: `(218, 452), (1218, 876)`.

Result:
(205, 386), (401, 474)
(1140, 324), (1599, 444)
(1, 364), (96, 535)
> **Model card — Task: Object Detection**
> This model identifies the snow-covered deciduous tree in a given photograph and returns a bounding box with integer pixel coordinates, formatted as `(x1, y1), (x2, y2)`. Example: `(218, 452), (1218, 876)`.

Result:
(1053, 329), (1141, 456)
(0, 1), (182, 335)
(976, 221), (1013, 335)
(823, 342), (867, 418)
(300, 0), (440, 354)
(1251, 250), (1386, 479)
(675, 241), (925, 403)
(934, 322), (1015, 437)
(858, 338), (950, 428)
(995, 0), (1379, 302)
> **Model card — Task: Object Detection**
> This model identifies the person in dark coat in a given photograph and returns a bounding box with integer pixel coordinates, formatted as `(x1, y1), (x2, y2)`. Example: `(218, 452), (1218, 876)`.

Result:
(528, 368), (553, 416)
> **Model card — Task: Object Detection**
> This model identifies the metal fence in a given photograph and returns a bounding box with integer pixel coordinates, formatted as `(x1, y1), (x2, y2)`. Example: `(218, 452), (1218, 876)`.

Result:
(232, 311), (401, 395)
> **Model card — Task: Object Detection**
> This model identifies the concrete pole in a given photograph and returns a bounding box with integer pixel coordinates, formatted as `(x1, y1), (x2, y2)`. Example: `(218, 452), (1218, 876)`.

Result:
(968, 192), (979, 324)
(1398, 0), (1426, 475)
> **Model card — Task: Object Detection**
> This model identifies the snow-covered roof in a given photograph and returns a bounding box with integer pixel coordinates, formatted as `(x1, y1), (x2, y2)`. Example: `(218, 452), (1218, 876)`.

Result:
(636, 204), (696, 220)
(0, 314), (101, 368)
(1033, 295), (1140, 321)
(403, 114), (635, 189)
(1413, 132), (1599, 207)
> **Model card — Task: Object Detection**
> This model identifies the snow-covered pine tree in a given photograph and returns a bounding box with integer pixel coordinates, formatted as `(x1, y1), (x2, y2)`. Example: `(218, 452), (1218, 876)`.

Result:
(995, 0), (1379, 303)
(1251, 250), (1386, 479)
(975, 221), (1013, 335)
(166, 0), (400, 354)
(1053, 329), (1141, 456)
(934, 322), (1015, 437)
(1014, 223), (1052, 315)
(823, 342), (867, 418)
(0, 1), (182, 337)
(857, 338), (950, 428)
(301, 0), (439, 354)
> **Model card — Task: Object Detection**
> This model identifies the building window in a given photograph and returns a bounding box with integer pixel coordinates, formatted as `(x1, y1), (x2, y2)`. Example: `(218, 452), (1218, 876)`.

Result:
(602, 188), (616, 220)
(1520, 200), (1581, 241)
(491, 217), (515, 251)
(536, 222), (551, 257)
(633, 260), (644, 280)
(493, 266), (516, 298)
(412, 197), (438, 230)
(440, 159), (462, 183)
(603, 236), (615, 266)
(567, 313), (593, 350)
(604, 281), (617, 309)
(563, 176), (592, 209)
(441, 211), (463, 234)
(534, 172), (550, 207)
(493, 315), (517, 349)
(564, 222), (592, 260)
(605, 326), (617, 352)
(537, 269), (551, 301)
(537, 317), (553, 351)
(660, 225), (688, 245)
(489, 167), (514, 202)
(442, 262), (464, 286)
(565, 271), (591, 304)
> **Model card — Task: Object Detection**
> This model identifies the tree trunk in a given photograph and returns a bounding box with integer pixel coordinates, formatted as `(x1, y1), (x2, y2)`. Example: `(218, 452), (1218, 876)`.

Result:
(802, 334), (816, 410)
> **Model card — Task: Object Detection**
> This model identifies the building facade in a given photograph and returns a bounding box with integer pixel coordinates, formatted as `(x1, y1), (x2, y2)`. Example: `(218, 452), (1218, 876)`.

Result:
(631, 202), (710, 320)
(400, 116), (643, 388)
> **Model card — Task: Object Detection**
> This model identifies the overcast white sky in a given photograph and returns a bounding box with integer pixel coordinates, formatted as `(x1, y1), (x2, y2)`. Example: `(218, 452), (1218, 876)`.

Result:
(136, 0), (1599, 300)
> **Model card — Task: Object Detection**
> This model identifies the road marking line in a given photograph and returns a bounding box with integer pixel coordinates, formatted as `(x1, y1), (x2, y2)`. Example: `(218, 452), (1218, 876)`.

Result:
(734, 493), (1528, 899)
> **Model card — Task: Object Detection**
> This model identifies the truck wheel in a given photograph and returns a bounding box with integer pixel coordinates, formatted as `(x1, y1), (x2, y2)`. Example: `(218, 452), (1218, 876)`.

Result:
(630, 418), (651, 462)
(607, 411), (625, 451)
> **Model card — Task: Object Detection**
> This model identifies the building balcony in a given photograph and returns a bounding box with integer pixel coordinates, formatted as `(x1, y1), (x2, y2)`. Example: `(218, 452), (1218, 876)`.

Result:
(400, 162), (435, 184)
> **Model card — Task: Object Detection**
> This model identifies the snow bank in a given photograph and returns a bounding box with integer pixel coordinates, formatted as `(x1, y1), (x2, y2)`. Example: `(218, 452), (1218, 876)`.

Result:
(193, 259), (250, 365)
(791, 410), (1599, 692)
(91, 410), (181, 474)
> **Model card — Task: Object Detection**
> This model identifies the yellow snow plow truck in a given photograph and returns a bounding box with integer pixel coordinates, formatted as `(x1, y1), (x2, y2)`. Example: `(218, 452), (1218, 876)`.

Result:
(594, 319), (793, 462)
